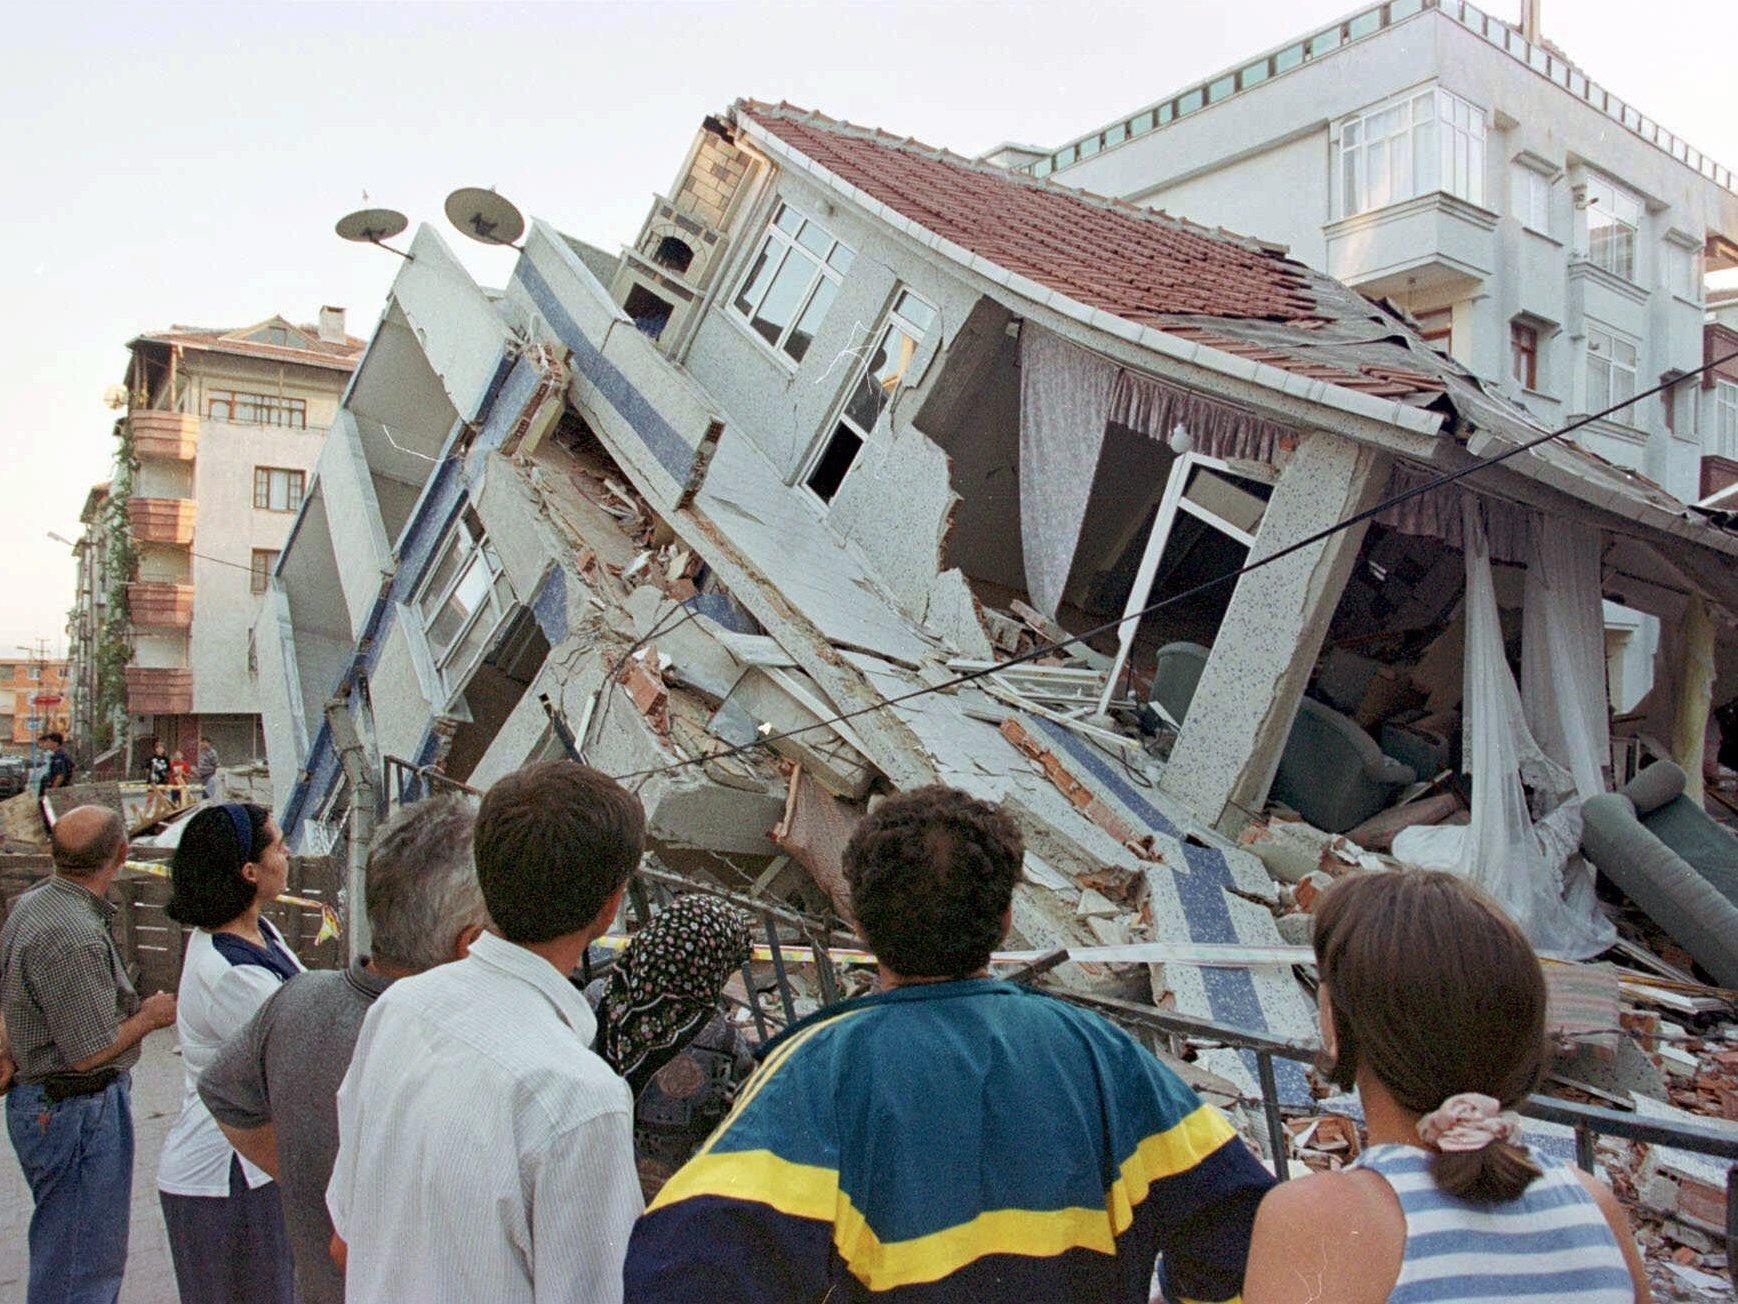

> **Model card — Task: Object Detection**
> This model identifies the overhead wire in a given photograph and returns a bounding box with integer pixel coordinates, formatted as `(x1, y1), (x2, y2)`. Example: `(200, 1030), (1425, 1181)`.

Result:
(601, 347), (1738, 787)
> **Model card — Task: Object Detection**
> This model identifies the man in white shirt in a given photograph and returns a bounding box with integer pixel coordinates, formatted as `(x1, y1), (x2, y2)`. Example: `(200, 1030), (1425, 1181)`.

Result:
(327, 761), (646, 1304)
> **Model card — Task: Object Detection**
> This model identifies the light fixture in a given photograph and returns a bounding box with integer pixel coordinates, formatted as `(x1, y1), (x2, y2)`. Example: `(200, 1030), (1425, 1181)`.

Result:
(1168, 421), (1194, 454)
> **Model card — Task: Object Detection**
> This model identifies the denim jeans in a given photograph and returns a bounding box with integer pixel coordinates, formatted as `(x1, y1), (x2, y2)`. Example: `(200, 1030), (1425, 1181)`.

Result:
(5, 1074), (134, 1304)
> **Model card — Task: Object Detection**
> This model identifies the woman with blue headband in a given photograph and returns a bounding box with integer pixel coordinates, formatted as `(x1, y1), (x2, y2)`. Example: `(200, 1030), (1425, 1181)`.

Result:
(155, 802), (302, 1304)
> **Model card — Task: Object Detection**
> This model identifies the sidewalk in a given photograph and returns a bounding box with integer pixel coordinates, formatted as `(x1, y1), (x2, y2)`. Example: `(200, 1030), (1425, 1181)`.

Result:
(1, 1033), (184, 1302)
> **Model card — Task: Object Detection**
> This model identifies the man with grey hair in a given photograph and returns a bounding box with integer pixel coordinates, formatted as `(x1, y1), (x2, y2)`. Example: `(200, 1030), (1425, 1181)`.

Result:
(199, 795), (489, 1304)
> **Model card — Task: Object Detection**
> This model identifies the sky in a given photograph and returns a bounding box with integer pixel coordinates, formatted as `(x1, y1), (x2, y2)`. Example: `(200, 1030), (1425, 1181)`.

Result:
(2, 0), (1735, 658)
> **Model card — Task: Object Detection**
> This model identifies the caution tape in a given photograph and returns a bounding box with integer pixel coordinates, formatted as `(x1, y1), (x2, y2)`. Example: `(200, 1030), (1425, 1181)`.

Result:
(123, 860), (343, 946)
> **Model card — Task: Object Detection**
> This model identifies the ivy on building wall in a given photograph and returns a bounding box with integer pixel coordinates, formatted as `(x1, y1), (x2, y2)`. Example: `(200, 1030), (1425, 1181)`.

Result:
(91, 416), (137, 752)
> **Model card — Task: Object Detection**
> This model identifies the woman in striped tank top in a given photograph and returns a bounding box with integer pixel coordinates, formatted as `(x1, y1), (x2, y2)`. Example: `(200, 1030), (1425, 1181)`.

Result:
(1244, 870), (1649, 1303)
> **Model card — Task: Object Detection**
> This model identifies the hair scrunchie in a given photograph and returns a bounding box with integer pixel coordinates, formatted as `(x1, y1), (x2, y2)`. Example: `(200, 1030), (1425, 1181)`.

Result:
(1417, 1092), (1523, 1153)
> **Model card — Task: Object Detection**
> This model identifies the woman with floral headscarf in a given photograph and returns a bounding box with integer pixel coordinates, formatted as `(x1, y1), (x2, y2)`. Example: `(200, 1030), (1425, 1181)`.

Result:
(589, 894), (755, 1198)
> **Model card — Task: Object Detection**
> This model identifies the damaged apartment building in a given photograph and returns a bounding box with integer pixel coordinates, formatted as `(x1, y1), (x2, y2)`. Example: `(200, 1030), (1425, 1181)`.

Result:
(258, 102), (1738, 1104)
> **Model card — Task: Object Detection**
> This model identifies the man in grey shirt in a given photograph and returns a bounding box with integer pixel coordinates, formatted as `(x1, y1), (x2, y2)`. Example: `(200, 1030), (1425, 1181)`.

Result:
(198, 796), (488, 1304)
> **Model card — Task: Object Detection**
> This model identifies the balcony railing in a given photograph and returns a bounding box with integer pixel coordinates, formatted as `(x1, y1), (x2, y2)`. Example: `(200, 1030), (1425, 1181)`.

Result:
(130, 411), (199, 461)
(126, 497), (196, 546)
(123, 666), (192, 716)
(1021, 0), (1735, 198)
(126, 581), (194, 630)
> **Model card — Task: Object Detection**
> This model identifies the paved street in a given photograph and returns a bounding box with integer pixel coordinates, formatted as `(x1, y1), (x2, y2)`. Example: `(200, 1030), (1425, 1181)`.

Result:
(1, 1035), (183, 1302)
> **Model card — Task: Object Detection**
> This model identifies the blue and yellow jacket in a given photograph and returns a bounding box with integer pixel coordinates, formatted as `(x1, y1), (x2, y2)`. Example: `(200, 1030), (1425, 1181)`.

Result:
(623, 978), (1273, 1302)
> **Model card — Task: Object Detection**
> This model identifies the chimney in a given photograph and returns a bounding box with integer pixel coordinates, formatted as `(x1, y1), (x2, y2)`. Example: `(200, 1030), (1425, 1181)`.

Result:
(317, 306), (347, 344)
(1519, 0), (1541, 43)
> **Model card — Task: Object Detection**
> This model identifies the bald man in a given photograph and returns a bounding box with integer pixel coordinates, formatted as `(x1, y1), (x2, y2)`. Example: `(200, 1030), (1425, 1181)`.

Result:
(2, 805), (177, 1304)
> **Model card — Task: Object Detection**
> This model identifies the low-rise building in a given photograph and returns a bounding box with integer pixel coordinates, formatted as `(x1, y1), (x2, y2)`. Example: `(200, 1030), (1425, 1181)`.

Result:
(99, 311), (362, 769)
(0, 657), (69, 758)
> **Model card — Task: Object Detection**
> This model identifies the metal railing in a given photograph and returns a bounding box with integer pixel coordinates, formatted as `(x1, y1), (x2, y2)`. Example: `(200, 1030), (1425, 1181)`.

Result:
(1059, 987), (1737, 1262)
(381, 755), (478, 810)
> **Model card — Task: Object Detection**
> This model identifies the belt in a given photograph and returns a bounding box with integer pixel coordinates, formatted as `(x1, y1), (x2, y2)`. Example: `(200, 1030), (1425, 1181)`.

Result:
(40, 1068), (120, 1103)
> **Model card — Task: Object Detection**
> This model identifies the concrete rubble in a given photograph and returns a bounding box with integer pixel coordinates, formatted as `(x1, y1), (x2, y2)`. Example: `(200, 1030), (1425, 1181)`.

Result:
(250, 100), (1738, 1291)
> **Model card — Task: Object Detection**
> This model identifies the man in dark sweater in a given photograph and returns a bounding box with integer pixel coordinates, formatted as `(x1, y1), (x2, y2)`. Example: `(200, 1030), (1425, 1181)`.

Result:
(198, 796), (489, 1304)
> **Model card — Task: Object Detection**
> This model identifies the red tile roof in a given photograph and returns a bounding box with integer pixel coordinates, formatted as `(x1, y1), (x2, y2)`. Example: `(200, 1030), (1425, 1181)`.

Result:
(739, 103), (1321, 325)
(132, 318), (364, 370)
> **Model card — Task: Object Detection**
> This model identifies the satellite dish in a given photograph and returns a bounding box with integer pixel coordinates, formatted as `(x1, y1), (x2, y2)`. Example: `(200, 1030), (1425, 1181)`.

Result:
(334, 208), (414, 260)
(335, 208), (409, 243)
(445, 187), (526, 248)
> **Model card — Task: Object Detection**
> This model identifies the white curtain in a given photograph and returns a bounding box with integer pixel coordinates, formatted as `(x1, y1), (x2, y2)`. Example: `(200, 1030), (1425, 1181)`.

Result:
(1455, 500), (1614, 957)
(1521, 518), (1610, 800)
(1018, 328), (1116, 619)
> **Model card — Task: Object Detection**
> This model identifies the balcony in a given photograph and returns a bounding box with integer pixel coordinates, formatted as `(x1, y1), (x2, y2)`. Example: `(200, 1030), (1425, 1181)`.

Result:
(131, 410), (199, 460)
(124, 666), (192, 716)
(1324, 192), (1497, 300)
(127, 497), (196, 546)
(127, 581), (194, 630)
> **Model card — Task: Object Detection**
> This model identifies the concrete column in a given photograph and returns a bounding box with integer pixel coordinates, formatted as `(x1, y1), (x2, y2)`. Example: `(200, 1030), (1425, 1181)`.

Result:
(1159, 430), (1391, 833)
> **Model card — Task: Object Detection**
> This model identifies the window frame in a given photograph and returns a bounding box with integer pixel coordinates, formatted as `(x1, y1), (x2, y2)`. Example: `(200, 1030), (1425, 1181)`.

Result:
(1334, 85), (1486, 220)
(252, 467), (306, 513)
(412, 509), (515, 697)
(207, 389), (308, 428)
(1584, 321), (1639, 419)
(1510, 322), (1540, 390)
(1663, 239), (1703, 302)
(249, 549), (280, 596)
(730, 202), (855, 367)
(799, 289), (937, 507)
(1715, 379), (1738, 459)
(1510, 162), (1555, 236)
(1583, 174), (1641, 283)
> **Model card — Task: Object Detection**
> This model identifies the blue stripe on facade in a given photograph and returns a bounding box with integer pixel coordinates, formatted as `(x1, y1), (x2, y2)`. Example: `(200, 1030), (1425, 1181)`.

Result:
(1391, 1266), (1635, 1303)
(532, 567), (569, 645)
(512, 257), (698, 488)
(1026, 716), (1309, 1103)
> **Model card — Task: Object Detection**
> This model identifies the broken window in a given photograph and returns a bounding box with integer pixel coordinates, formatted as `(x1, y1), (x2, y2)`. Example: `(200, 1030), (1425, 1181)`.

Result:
(732, 202), (853, 364)
(803, 290), (934, 504)
(415, 507), (516, 696)
(623, 284), (675, 340)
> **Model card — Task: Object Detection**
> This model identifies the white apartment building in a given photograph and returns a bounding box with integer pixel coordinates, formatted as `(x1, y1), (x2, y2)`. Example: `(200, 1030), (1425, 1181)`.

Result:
(990, 0), (1738, 509)
(113, 312), (361, 764)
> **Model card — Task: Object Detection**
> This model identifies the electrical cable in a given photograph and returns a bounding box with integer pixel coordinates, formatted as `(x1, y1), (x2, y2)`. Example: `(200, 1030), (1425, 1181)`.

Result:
(603, 347), (1738, 787)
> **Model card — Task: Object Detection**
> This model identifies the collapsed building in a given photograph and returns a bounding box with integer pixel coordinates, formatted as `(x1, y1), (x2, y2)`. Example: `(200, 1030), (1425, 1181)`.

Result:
(257, 102), (1738, 1113)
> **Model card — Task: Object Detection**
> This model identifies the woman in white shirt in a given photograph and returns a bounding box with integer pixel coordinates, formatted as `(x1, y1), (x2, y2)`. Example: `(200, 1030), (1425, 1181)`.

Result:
(157, 802), (303, 1304)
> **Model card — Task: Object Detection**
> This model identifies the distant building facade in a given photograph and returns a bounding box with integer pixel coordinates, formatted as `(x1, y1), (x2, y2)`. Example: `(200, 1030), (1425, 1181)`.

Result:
(990, 0), (1738, 507)
(0, 658), (69, 758)
(99, 312), (362, 766)
(64, 482), (112, 756)
(1702, 286), (1738, 501)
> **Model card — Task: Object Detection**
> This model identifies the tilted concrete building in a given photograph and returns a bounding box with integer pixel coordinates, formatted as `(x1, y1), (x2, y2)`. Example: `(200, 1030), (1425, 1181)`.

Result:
(260, 102), (1738, 1096)
(111, 313), (361, 766)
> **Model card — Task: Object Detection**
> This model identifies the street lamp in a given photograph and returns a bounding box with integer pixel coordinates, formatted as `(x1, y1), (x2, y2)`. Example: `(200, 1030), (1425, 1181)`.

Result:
(46, 531), (76, 548)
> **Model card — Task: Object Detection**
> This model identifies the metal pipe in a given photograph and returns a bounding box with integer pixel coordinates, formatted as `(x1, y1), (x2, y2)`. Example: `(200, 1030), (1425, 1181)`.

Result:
(762, 912), (799, 1025)
(1256, 1052), (1289, 1182)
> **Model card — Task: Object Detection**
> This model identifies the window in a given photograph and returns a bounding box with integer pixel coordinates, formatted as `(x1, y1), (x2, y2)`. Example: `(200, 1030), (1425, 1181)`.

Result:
(1415, 307), (1454, 354)
(249, 549), (279, 595)
(804, 291), (935, 504)
(1511, 164), (1553, 234)
(253, 468), (305, 513)
(1336, 87), (1485, 218)
(415, 508), (515, 693)
(1585, 323), (1638, 416)
(623, 284), (675, 341)
(207, 390), (308, 427)
(1664, 241), (1703, 300)
(1510, 323), (1539, 390)
(1584, 175), (1641, 281)
(732, 203), (854, 364)
(1716, 380), (1738, 459)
